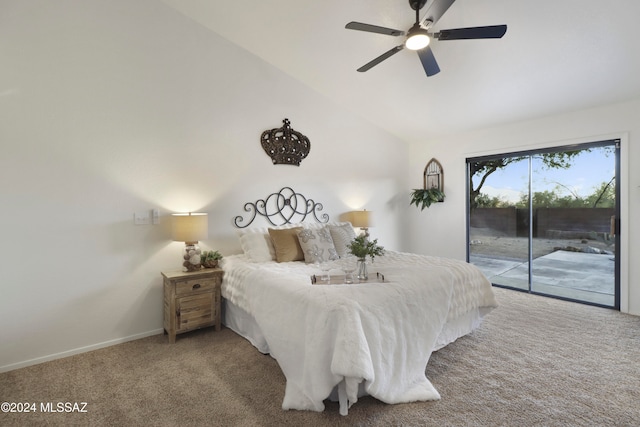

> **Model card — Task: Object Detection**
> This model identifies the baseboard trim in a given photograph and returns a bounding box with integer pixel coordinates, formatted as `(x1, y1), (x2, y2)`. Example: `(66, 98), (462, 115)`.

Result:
(0, 328), (164, 373)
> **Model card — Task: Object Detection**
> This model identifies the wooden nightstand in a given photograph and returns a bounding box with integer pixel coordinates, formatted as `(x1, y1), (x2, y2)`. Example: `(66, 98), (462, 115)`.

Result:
(162, 268), (223, 343)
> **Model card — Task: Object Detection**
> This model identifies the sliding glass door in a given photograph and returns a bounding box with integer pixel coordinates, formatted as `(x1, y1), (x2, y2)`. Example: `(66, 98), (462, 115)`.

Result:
(468, 155), (530, 290)
(467, 140), (619, 308)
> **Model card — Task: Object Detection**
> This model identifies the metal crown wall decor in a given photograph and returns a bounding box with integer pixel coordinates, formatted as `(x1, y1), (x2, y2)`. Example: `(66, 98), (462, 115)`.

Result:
(260, 118), (311, 166)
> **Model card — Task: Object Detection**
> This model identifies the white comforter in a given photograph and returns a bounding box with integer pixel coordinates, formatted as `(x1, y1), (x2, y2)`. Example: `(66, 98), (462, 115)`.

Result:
(221, 251), (497, 414)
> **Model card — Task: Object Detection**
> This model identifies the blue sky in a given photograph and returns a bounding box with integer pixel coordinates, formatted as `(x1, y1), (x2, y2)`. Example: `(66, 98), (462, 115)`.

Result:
(478, 146), (615, 203)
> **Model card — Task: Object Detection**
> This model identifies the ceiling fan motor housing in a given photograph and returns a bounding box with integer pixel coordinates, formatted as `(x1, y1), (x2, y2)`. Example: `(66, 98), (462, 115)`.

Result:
(409, 0), (428, 11)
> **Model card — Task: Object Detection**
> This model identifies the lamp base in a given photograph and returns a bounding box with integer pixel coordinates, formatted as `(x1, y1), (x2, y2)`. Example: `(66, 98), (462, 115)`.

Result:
(182, 242), (202, 272)
(360, 227), (370, 241)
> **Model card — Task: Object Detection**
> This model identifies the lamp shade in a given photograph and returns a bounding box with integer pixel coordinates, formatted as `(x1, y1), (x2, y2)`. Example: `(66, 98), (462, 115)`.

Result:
(172, 213), (208, 244)
(349, 210), (371, 228)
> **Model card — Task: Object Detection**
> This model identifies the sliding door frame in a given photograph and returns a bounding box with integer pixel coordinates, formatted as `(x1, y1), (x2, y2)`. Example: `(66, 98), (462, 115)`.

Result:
(466, 139), (620, 310)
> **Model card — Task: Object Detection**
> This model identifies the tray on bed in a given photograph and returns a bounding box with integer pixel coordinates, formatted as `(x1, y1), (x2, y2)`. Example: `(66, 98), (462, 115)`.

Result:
(311, 272), (387, 285)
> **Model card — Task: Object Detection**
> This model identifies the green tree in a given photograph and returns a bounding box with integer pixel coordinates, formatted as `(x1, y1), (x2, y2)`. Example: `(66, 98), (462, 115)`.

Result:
(469, 147), (613, 210)
(586, 178), (616, 208)
(475, 193), (511, 208)
(515, 189), (555, 208)
(513, 180), (615, 208)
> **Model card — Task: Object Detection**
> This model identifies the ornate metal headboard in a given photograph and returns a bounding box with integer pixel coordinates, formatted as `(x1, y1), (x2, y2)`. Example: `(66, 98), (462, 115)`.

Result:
(233, 187), (329, 228)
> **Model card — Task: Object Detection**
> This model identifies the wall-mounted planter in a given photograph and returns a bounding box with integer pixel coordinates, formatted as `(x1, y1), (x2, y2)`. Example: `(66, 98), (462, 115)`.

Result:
(410, 158), (445, 210)
(410, 187), (445, 210)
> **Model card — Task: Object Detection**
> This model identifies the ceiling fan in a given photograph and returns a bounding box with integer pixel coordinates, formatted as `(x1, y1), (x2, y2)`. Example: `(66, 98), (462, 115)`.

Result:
(345, 0), (507, 77)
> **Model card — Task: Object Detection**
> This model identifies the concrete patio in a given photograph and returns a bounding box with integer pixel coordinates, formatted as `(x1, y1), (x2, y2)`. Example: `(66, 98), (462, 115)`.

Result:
(470, 250), (615, 306)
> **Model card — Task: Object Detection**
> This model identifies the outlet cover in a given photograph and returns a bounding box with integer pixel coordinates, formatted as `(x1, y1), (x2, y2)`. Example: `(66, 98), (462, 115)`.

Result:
(134, 211), (150, 225)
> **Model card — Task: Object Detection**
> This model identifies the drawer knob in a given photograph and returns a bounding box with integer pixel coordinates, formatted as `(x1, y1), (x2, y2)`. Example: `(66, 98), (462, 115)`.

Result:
(192, 283), (201, 290)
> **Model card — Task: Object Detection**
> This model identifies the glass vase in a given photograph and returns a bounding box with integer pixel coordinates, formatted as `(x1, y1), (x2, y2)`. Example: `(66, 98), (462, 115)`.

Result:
(357, 258), (368, 281)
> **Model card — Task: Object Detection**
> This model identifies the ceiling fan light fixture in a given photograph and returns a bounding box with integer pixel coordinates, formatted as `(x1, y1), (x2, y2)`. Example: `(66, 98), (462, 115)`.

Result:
(346, 1), (507, 77)
(405, 25), (430, 50)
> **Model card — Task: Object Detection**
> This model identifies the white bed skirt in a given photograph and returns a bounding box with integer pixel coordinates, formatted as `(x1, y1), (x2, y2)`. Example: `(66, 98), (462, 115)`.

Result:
(223, 298), (270, 354)
(224, 297), (489, 355)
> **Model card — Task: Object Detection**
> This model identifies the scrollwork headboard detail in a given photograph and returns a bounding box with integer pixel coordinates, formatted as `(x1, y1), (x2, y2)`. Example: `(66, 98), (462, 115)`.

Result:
(233, 187), (330, 228)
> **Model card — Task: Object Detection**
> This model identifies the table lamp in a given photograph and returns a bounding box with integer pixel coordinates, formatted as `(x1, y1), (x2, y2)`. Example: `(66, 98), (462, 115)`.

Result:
(349, 209), (371, 239)
(172, 212), (208, 271)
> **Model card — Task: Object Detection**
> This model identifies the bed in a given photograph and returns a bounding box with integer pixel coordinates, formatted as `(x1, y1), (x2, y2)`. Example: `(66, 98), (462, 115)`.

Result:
(220, 187), (497, 415)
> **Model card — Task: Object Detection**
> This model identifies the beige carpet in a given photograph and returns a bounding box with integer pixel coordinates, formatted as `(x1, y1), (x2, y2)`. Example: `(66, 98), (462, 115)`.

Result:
(1, 288), (639, 426)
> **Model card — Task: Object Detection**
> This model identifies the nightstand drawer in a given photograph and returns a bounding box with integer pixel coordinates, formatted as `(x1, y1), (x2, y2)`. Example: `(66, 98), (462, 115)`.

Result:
(175, 278), (215, 296)
(177, 293), (214, 331)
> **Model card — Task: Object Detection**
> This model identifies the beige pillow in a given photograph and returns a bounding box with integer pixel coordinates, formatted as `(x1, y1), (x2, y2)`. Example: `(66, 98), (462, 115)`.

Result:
(268, 227), (304, 262)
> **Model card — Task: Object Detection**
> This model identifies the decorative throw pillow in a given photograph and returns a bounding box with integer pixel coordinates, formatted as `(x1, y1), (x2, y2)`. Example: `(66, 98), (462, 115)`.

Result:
(298, 226), (339, 263)
(329, 223), (357, 258)
(268, 227), (304, 262)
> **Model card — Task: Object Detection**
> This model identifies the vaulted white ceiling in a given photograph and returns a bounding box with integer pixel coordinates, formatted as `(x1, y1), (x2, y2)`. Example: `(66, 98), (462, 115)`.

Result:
(160, 0), (640, 142)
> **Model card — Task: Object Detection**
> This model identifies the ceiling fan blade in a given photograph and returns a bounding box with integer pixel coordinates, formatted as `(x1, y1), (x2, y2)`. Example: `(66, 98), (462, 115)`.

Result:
(357, 45), (404, 72)
(417, 46), (440, 76)
(435, 25), (507, 40)
(419, 0), (456, 27)
(346, 21), (405, 37)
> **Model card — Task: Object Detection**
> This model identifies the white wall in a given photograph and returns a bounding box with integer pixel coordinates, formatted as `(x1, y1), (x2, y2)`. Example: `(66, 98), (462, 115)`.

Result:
(0, 0), (407, 371)
(405, 98), (639, 315)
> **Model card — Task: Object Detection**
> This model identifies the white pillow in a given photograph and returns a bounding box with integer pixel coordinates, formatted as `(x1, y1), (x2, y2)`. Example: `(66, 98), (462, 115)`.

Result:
(329, 223), (357, 258)
(297, 226), (339, 263)
(237, 228), (275, 262)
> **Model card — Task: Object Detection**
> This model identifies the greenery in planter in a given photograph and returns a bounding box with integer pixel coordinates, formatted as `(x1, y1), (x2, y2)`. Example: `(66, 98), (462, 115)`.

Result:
(201, 250), (223, 268)
(409, 188), (445, 210)
(346, 235), (385, 262)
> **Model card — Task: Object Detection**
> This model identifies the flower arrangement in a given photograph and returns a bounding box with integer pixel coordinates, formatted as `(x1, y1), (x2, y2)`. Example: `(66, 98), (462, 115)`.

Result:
(201, 250), (223, 268)
(347, 235), (385, 262)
